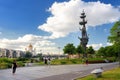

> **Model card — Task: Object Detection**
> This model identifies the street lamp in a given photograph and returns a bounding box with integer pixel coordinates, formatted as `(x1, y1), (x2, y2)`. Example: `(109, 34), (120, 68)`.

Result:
(57, 47), (61, 59)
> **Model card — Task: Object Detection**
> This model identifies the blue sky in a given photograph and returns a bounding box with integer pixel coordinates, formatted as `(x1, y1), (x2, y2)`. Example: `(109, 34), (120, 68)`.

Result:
(0, 0), (120, 54)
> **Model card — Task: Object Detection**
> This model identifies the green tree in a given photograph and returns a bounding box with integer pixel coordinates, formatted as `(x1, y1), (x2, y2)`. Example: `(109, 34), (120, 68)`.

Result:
(76, 44), (84, 58)
(25, 51), (32, 58)
(113, 44), (120, 57)
(108, 21), (120, 61)
(97, 47), (106, 57)
(108, 21), (120, 44)
(63, 43), (76, 55)
(86, 46), (95, 54)
(104, 46), (114, 57)
(36, 53), (43, 61)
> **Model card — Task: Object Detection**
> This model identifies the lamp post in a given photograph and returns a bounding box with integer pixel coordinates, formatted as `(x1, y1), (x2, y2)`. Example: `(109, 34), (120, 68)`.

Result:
(57, 47), (61, 59)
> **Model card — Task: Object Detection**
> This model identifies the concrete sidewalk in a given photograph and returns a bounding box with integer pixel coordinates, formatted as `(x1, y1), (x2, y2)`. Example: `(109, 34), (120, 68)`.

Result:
(35, 63), (118, 80)
(0, 62), (118, 80)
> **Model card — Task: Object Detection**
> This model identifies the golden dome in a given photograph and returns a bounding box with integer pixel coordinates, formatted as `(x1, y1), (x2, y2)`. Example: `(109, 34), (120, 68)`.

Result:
(28, 44), (33, 48)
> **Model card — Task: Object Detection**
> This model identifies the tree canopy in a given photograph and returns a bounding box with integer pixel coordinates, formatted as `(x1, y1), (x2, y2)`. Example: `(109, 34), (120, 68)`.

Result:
(76, 44), (84, 54)
(108, 21), (120, 55)
(86, 46), (95, 54)
(108, 21), (120, 44)
(63, 43), (76, 55)
(25, 51), (32, 58)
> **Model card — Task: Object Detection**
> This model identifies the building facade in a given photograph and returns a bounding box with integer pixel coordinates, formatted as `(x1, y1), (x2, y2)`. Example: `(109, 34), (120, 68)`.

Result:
(0, 48), (25, 58)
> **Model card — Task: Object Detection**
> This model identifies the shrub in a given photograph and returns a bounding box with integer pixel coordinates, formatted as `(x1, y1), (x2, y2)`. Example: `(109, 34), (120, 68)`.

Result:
(61, 61), (67, 64)
(17, 61), (25, 67)
(0, 63), (10, 69)
(0, 58), (13, 63)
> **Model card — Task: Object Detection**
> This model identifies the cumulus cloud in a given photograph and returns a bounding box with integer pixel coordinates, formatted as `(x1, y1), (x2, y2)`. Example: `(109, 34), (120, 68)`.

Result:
(87, 43), (103, 50)
(0, 34), (57, 54)
(106, 42), (113, 46)
(38, 0), (120, 39)
(87, 42), (114, 50)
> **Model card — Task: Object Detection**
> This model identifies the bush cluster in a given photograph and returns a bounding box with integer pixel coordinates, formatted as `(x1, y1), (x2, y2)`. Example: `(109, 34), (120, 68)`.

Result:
(0, 58), (25, 69)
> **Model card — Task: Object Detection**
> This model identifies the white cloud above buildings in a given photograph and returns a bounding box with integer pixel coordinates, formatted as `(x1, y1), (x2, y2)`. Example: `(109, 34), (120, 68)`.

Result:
(0, 0), (120, 54)
(0, 34), (57, 54)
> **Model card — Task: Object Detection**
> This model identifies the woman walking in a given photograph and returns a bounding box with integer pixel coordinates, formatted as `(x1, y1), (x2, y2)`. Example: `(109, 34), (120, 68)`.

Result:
(12, 60), (17, 75)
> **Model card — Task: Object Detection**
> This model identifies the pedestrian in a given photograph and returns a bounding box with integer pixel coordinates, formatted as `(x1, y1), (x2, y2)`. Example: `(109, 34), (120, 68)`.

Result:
(85, 59), (88, 65)
(12, 60), (17, 75)
(47, 58), (51, 65)
(44, 58), (48, 65)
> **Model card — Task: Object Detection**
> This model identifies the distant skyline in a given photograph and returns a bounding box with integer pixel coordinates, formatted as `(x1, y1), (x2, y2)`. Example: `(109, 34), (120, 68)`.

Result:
(0, 0), (120, 54)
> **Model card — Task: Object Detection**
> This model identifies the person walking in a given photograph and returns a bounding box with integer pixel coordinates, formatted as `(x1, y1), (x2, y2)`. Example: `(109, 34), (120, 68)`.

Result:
(85, 59), (88, 65)
(44, 58), (48, 65)
(47, 58), (51, 65)
(12, 60), (17, 75)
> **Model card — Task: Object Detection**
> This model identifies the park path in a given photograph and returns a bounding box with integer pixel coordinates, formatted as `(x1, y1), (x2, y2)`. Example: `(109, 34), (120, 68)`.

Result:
(0, 62), (118, 80)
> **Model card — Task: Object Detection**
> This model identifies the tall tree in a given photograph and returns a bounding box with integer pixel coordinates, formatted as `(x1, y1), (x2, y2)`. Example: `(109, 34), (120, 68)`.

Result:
(97, 47), (106, 57)
(108, 21), (120, 59)
(63, 43), (76, 55)
(86, 46), (95, 54)
(76, 45), (84, 54)
(76, 44), (84, 58)
(25, 51), (32, 58)
(104, 46), (114, 57)
(108, 21), (120, 44)
(113, 44), (120, 57)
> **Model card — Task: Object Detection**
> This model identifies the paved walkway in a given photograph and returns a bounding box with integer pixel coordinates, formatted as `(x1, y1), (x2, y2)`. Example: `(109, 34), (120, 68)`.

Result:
(0, 62), (118, 80)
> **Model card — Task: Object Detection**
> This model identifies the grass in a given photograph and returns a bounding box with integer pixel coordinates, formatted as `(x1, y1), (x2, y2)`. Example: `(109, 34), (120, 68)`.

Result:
(76, 67), (120, 80)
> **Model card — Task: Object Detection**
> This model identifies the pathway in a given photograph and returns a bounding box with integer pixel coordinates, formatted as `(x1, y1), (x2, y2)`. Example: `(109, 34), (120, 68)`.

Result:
(0, 62), (118, 80)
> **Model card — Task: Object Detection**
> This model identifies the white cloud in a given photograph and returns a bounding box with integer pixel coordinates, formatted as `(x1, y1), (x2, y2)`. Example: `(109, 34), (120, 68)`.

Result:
(106, 42), (113, 46)
(87, 43), (103, 50)
(0, 34), (58, 54)
(0, 32), (2, 35)
(38, 0), (120, 39)
(87, 42), (114, 50)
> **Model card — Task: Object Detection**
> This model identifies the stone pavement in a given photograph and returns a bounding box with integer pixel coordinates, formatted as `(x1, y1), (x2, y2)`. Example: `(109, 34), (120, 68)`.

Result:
(0, 62), (118, 80)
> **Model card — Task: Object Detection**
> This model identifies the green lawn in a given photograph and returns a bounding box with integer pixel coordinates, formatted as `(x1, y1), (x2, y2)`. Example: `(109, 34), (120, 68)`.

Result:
(76, 67), (120, 80)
